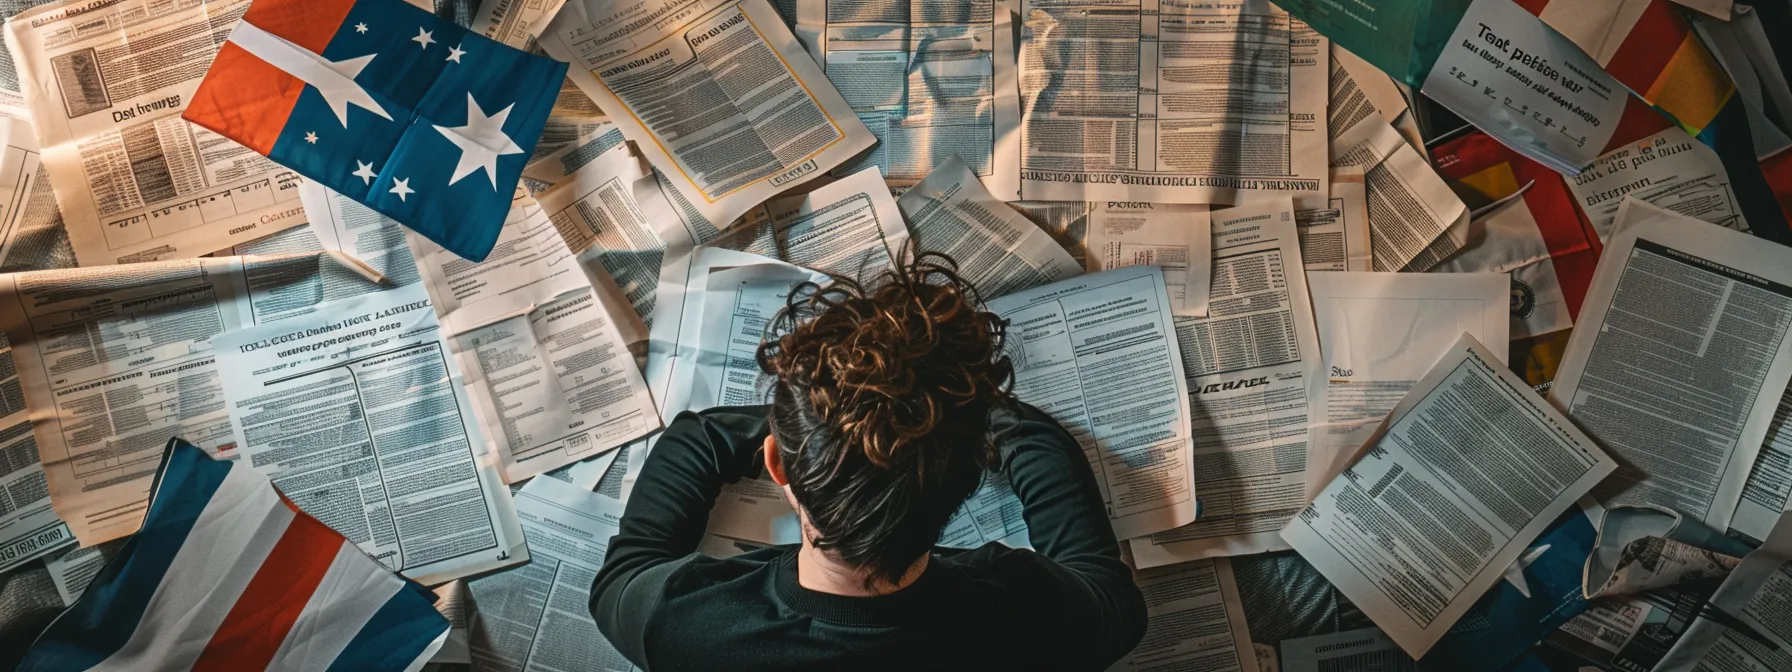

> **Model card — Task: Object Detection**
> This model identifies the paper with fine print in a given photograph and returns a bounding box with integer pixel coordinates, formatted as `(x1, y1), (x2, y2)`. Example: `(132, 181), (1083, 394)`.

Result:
(1281, 333), (1617, 658)
(1087, 202), (1212, 316)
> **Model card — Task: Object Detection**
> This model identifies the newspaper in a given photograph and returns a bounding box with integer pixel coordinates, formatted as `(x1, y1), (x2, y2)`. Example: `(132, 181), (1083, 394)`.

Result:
(40, 541), (106, 606)
(1330, 116), (1468, 272)
(1281, 333), (1618, 658)
(0, 115), (70, 273)
(1294, 167), (1369, 272)
(473, 0), (568, 50)
(539, 0), (875, 230)
(1280, 628), (1414, 672)
(1087, 202), (1210, 315)
(467, 476), (633, 672)
(987, 265), (1197, 540)
(0, 253), (387, 545)
(1302, 272), (1510, 499)
(1550, 585), (1722, 672)
(1568, 127), (1747, 238)
(1588, 535), (1741, 599)
(898, 156), (1081, 299)
(212, 284), (531, 584)
(761, 166), (911, 282)
(540, 140), (674, 326)
(1018, 0), (1327, 207)
(1732, 392), (1792, 544)
(1549, 200), (1792, 532)
(1128, 200), (1321, 565)
(1329, 45), (1407, 130)
(409, 196), (660, 482)
(1654, 514), (1792, 672)
(5, 0), (311, 265)
(1107, 558), (1260, 672)
(525, 123), (625, 189)
(0, 334), (69, 574)
(792, 0), (1022, 199)
(1009, 200), (1091, 266)
(290, 181), (424, 291)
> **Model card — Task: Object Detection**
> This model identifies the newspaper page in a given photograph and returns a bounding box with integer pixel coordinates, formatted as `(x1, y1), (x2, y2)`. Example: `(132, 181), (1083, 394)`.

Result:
(1280, 628), (1413, 672)
(1731, 392), (1792, 544)
(467, 475), (633, 672)
(410, 197), (660, 482)
(1129, 200), (1321, 565)
(1087, 202), (1211, 316)
(986, 265), (1197, 540)
(898, 155), (1081, 299)
(1551, 585), (1719, 672)
(539, 0), (875, 230)
(291, 181), (424, 290)
(1107, 558), (1260, 672)
(762, 166), (911, 282)
(0, 333), (70, 574)
(792, 0), (1022, 199)
(1295, 167), (1369, 272)
(41, 541), (106, 605)
(1010, 200), (1092, 266)
(1653, 514), (1792, 672)
(1018, 0), (1327, 207)
(1329, 45), (1406, 129)
(6, 0), (311, 265)
(1568, 127), (1747, 239)
(1282, 333), (1618, 658)
(540, 141), (676, 327)
(211, 284), (531, 584)
(1303, 272), (1509, 499)
(1330, 117), (1468, 272)
(1549, 200), (1792, 532)
(0, 115), (67, 273)
(473, 0), (569, 50)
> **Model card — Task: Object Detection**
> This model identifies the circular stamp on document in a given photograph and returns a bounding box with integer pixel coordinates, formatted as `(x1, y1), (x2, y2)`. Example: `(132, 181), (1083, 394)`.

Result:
(1510, 279), (1537, 319)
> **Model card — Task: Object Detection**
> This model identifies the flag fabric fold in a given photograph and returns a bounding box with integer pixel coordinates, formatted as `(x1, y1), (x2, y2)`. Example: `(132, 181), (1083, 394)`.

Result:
(18, 439), (449, 671)
(184, 0), (566, 261)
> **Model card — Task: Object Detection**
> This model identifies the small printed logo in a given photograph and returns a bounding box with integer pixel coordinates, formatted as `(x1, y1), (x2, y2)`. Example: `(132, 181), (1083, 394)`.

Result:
(1510, 279), (1536, 319)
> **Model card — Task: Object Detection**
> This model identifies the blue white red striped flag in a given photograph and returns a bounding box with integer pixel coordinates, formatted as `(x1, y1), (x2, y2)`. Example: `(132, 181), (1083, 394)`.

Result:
(18, 439), (449, 671)
(183, 0), (566, 261)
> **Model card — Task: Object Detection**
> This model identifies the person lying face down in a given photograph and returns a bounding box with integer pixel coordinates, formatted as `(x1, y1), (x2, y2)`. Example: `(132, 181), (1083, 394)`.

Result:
(588, 252), (1147, 671)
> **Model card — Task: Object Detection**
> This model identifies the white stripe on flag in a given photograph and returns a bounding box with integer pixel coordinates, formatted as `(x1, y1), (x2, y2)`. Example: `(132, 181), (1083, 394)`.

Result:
(403, 631), (452, 672)
(264, 542), (406, 672)
(89, 465), (294, 672)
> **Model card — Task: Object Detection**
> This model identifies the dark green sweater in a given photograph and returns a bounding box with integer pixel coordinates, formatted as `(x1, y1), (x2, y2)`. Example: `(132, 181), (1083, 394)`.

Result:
(588, 403), (1147, 671)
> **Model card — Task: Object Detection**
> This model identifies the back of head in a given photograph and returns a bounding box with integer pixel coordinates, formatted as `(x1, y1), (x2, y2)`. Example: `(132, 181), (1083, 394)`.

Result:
(756, 252), (1015, 585)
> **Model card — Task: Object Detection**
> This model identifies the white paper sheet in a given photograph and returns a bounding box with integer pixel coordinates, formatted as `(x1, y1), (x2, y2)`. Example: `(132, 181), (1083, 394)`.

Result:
(1087, 202), (1211, 315)
(1295, 167), (1370, 272)
(1569, 127), (1747, 238)
(540, 0), (875, 230)
(212, 284), (531, 584)
(1302, 272), (1511, 500)
(1282, 333), (1617, 658)
(1106, 558), (1260, 672)
(5, 0), (310, 265)
(467, 476), (633, 671)
(1018, 0), (1328, 207)
(898, 155), (1081, 299)
(1329, 116), (1469, 272)
(987, 265), (1198, 540)
(792, 0), (1022, 198)
(1129, 200), (1322, 564)
(761, 166), (911, 283)
(1549, 199), (1792, 532)
(0, 334), (70, 574)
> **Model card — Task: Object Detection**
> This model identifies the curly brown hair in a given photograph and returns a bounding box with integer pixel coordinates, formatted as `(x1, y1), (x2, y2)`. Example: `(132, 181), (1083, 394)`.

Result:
(756, 250), (1015, 585)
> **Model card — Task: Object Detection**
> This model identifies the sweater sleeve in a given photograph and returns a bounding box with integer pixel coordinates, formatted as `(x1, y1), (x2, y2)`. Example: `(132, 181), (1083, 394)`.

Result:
(589, 406), (771, 669)
(998, 403), (1149, 669)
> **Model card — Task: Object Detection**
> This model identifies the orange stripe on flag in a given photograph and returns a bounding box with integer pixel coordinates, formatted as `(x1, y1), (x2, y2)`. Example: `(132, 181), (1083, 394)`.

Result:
(1644, 35), (1733, 133)
(244, 0), (359, 53)
(183, 43), (304, 155)
(190, 512), (345, 672)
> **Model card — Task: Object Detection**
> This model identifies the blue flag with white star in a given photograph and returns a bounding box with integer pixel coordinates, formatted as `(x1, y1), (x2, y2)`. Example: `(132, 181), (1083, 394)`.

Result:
(185, 0), (566, 261)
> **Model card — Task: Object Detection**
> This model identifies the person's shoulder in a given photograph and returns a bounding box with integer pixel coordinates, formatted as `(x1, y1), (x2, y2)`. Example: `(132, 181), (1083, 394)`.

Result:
(662, 405), (772, 440)
(659, 546), (787, 596)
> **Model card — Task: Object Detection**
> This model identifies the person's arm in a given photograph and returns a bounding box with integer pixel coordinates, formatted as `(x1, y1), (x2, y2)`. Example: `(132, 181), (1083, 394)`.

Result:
(998, 402), (1148, 668)
(589, 405), (770, 668)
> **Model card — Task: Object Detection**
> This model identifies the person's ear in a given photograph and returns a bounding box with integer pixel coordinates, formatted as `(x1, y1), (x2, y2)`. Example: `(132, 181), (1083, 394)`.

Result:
(763, 435), (789, 486)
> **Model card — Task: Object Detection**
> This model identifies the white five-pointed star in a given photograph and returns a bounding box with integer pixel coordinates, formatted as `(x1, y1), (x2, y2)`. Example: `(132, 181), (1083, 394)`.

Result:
(1501, 544), (1551, 599)
(304, 131), (318, 144)
(413, 28), (435, 48)
(353, 161), (378, 185)
(389, 177), (414, 202)
(433, 93), (523, 189)
(354, 22), (368, 34)
(446, 44), (466, 63)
